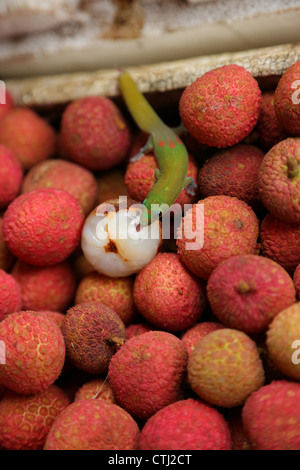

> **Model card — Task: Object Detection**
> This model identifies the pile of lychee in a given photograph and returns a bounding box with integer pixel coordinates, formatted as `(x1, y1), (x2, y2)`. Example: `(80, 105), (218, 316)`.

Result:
(1, 59), (300, 451)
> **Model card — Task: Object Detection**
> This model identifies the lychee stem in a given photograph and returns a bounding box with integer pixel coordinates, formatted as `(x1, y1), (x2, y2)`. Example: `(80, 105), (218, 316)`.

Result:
(287, 157), (300, 179)
(109, 335), (125, 347)
(237, 281), (251, 294)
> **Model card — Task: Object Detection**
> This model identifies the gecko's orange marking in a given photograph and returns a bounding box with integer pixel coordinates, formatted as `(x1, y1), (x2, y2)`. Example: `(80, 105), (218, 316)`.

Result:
(168, 139), (176, 149)
(158, 140), (166, 147)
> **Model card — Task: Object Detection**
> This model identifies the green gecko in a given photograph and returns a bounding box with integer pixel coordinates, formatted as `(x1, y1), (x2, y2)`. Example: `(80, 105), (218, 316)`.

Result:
(118, 70), (197, 226)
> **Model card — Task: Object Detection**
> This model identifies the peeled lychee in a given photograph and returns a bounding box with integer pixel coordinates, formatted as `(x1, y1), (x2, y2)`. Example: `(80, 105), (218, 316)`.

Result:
(0, 385), (70, 450)
(133, 252), (207, 332)
(108, 331), (188, 420)
(61, 302), (126, 375)
(176, 196), (259, 280)
(260, 213), (300, 274)
(197, 144), (264, 208)
(188, 328), (265, 408)
(74, 378), (115, 403)
(258, 137), (300, 223)
(0, 269), (22, 321)
(21, 159), (98, 215)
(274, 59), (300, 136)
(0, 311), (65, 395)
(75, 272), (136, 325)
(44, 399), (140, 450)
(12, 260), (76, 312)
(0, 107), (56, 169)
(139, 399), (232, 450)
(3, 188), (84, 266)
(242, 380), (300, 450)
(266, 302), (300, 381)
(256, 91), (287, 150)
(207, 254), (296, 334)
(179, 64), (261, 148)
(0, 144), (23, 209)
(181, 322), (225, 357)
(59, 96), (131, 171)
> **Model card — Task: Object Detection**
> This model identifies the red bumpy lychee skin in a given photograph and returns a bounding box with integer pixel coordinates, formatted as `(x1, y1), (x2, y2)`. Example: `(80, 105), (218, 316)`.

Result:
(0, 269), (22, 321)
(197, 144), (264, 208)
(274, 59), (300, 136)
(179, 64), (261, 148)
(96, 169), (129, 205)
(21, 159), (98, 215)
(0, 107), (56, 169)
(108, 331), (188, 421)
(75, 272), (136, 325)
(256, 91), (287, 151)
(125, 152), (199, 208)
(61, 302), (126, 375)
(133, 252), (207, 332)
(0, 89), (13, 121)
(0, 385), (70, 450)
(242, 380), (300, 450)
(0, 144), (23, 209)
(293, 263), (300, 299)
(206, 254), (296, 334)
(139, 399), (232, 450)
(181, 322), (225, 357)
(12, 260), (76, 312)
(260, 213), (300, 274)
(0, 217), (14, 271)
(38, 311), (65, 328)
(0, 311), (65, 395)
(258, 138), (300, 224)
(74, 378), (115, 403)
(3, 188), (84, 266)
(176, 195), (259, 280)
(60, 96), (131, 171)
(44, 399), (140, 450)
(126, 322), (154, 340)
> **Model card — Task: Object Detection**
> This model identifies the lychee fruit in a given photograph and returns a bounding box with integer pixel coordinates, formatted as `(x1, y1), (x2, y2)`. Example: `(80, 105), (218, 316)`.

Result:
(126, 322), (154, 340)
(0, 311), (65, 395)
(206, 254), (296, 334)
(181, 322), (225, 357)
(266, 302), (300, 381)
(0, 89), (14, 121)
(74, 378), (115, 403)
(0, 107), (56, 169)
(125, 152), (199, 208)
(97, 168), (129, 205)
(0, 269), (22, 321)
(293, 263), (300, 299)
(59, 96), (131, 171)
(108, 331), (188, 420)
(258, 138), (300, 223)
(3, 188), (84, 266)
(260, 213), (300, 274)
(0, 216), (14, 271)
(188, 328), (265, 408)
(133, 252), (207, 332)
(0, 385), (70, 450)
(61, 302), (126, 375)
(12, 260), (76, 312)
(21, 159), (98, 215)
(138, 398), (232, 450)
(75, 272), (136, 325)
(176, 195), (259, 280)
(274, 59), (300, 136)
(197, 144), (264, 208)
(179, 64), (261, 148)
(0, 144), (23, 209)
(44, 399), (140, 450)
(256, 91), (287, 150)
(37, 311), (65, 328)
(242, 380), (300, 450)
